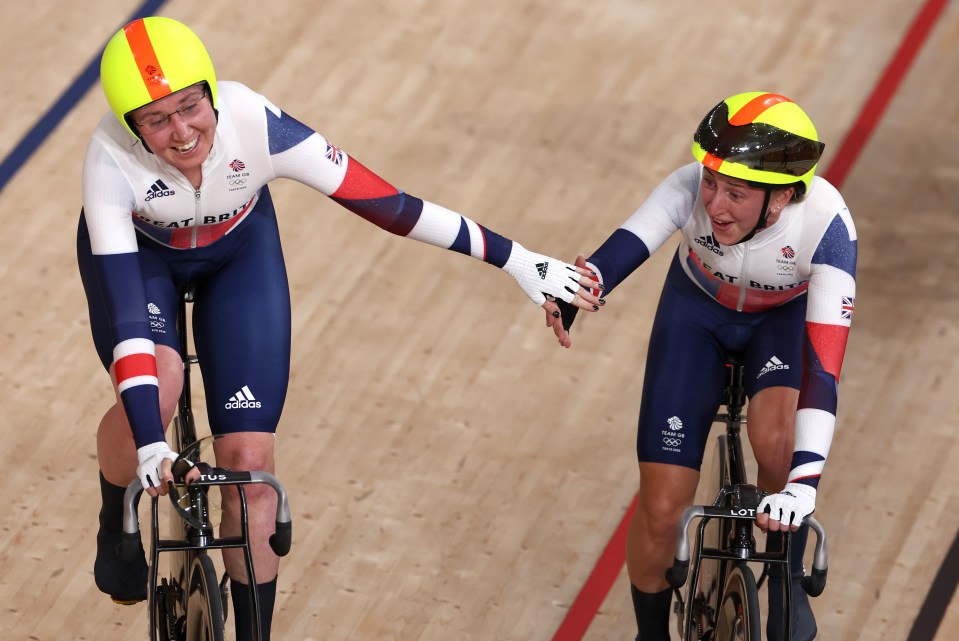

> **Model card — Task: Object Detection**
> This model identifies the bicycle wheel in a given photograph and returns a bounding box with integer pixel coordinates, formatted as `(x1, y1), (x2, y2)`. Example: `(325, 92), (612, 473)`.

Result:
(185, 554), (225, 641)
(688, 435), (729, 637)
(715, 563), (761, 641)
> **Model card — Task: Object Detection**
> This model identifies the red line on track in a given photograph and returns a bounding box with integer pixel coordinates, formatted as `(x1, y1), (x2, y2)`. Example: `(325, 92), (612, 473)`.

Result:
(551, 495), (638, 641)
(550, 1), (949, 639)
(823, 0), (949, 189)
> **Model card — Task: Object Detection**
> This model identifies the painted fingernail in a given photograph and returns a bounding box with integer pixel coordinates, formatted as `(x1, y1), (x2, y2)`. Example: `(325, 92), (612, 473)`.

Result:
(599, 299), (606, 305)
(552, 310), (560, 318)
(592, 305), (599, 311)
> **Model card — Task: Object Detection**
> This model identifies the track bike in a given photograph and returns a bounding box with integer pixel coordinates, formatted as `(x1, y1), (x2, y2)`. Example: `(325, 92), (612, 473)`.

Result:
(665, 357), (829, 641)
(120, 285), (293, 641)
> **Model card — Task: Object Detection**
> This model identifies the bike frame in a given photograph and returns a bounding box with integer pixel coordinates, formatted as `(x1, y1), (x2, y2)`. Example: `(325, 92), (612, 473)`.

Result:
(121, 285), (293, 641)
(666, 358), (828, 641)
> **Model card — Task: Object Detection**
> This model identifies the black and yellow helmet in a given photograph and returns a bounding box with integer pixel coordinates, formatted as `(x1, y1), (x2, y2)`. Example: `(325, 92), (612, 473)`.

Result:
(692, 92), (824, 195)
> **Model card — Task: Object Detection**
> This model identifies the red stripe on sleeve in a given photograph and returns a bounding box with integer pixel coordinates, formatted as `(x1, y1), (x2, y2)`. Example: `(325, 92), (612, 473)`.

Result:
(114, 352), (158, 384)
(478, 226), (488, 261)
(124, 19), (172, 101)
(805, 321), (850, 380)
(331, 157), (400, 200)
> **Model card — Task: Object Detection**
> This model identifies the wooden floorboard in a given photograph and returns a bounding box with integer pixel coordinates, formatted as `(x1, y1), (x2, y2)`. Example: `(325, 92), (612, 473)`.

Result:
(1, 1), (956, 639)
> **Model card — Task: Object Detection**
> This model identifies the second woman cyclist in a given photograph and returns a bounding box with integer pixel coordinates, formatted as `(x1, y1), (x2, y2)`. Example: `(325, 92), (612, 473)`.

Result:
(550, 92), (857, 641)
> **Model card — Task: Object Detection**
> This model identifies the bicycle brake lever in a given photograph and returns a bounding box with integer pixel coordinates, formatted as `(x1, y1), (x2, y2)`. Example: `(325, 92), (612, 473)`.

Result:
(171, 457), (194, 481)
(189, 461), (213, 482)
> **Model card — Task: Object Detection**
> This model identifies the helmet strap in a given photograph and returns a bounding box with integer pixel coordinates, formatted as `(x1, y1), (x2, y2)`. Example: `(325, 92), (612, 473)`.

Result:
(733, 188), (772, 244)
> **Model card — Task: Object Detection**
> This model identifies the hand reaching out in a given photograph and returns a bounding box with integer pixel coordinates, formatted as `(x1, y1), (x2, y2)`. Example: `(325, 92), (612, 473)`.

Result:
(543, 255), (603, 348)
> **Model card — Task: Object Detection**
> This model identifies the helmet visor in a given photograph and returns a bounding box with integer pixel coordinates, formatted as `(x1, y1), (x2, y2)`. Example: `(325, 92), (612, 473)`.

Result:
(694, 102), (825, 178)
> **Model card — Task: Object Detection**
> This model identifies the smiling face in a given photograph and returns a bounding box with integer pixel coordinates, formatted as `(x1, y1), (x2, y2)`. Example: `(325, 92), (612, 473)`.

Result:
(700, 168), (793, 245)
(129, 84), (217, 188)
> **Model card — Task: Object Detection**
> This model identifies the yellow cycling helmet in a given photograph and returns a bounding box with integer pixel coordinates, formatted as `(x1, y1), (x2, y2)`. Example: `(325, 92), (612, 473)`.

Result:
(692, 92), (824, 195)
(100, 16), (217, 137)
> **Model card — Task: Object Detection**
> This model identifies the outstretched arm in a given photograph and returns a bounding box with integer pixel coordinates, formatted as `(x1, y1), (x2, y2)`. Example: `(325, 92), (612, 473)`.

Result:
(326, 154), (603, 310)
(540, 165), (700, 347)
(544, 226), (653, 347)
(263, 108), (602, 311)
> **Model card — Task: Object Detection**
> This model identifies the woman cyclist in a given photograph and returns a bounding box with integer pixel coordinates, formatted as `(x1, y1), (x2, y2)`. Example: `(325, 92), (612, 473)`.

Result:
(550, 92), (856, 641)
(80, 16), (602, 641)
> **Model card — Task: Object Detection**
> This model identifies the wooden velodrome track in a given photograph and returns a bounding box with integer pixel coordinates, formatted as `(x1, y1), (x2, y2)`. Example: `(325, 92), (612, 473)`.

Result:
(1, 0), (957, 639)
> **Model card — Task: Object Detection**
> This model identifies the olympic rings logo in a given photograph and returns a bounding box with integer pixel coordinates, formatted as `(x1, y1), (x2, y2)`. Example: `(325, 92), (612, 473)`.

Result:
(229, 178), (247, 186)
(663, 437), (682, 448)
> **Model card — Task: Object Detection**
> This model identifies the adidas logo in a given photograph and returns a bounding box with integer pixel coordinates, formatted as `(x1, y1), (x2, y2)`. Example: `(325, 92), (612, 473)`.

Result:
(225, 385), (262, 409)
(144, 179), (175, 202)
(535, 261), (549, 279)
(758, 356), (789, 378)
(695, 233), (724, 256)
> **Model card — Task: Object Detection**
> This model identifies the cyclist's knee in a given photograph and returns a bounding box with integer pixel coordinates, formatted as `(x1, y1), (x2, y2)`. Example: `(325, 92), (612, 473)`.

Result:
(213, 431), (275, 472)
(638, 462), (698, 505)
(750, 425), (793, 490)
(638, 499), (687, 545)
(636, 472), (698, 543)
(156, 345), (184, 423)
(214, 434), (276, 517)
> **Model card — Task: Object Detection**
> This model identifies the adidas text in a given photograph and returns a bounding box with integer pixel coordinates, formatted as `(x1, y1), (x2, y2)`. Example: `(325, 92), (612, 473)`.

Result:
(225, 399), (262, 409)
(225, 385), (261, 409)
(758, 357), (789, 377)
(695, 235), (724, 256)
(144, 179), (175, 202)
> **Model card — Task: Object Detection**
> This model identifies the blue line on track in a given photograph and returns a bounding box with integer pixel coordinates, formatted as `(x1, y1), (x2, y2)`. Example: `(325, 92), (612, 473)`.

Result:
(0, 0), (168, 193)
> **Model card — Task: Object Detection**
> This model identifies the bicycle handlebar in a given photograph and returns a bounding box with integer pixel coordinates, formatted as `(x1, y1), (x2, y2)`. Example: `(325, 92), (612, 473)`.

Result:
(249, 471), (293, 556)
(665, 505), (828, 597)
(800, 523), (828, 597)
(120, 469), (294, 561)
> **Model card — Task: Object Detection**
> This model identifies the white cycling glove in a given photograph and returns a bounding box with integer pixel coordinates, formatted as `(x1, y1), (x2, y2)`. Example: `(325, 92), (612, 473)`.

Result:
(502, 242), (583, 306)
(759, 482), (817, 528)
(136, 441), (179, 490)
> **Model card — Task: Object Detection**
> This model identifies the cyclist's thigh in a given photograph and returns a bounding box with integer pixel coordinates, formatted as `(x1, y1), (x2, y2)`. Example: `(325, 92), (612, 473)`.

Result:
(637, 262), (730, 470)
(741, 294), (805, 397)
(192, 194), (292, 435)
(77, 213), (181, 369)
